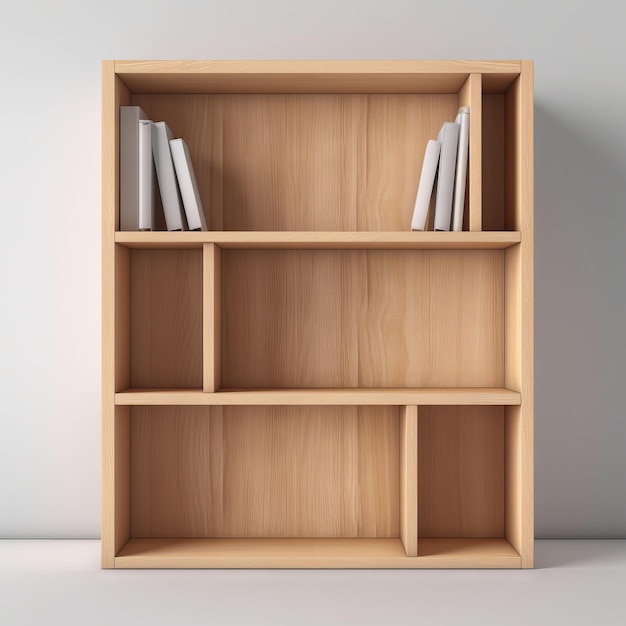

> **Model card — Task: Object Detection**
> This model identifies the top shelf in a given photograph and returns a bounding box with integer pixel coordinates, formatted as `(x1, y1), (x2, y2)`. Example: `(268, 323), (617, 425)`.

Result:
(115, 231), (521, 250)
(114, 60), (521, 94)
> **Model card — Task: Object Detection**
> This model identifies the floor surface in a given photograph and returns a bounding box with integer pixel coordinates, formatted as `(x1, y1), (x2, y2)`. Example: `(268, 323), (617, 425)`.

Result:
(1, 540), (624, 625)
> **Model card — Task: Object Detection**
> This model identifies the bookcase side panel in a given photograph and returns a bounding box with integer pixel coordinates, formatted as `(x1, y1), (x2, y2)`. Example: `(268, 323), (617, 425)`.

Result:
(102, 62), (130, 568)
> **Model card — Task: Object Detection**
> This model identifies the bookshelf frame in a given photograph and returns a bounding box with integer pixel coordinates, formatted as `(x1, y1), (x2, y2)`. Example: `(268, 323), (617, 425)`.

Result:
(102, 60), (533, 569)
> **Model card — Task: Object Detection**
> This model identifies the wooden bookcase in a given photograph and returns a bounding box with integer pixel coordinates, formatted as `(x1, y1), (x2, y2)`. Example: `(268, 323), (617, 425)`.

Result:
(102, 60), (533, 569)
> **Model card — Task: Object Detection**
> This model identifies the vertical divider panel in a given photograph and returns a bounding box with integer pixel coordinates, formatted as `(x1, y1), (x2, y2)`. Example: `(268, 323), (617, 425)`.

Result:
(459, 74), (482, 232)
(203, 243), (222, 392)
(400, 405), (418, 556)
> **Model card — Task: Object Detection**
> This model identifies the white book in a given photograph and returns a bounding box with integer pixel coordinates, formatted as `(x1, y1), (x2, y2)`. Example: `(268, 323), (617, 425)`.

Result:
(451, 106), (470, 232)
(120, 107), (155, 231)
(411, 139), (441, 231)
(433, 121), (460, 231)
(152, 122), (187, 231)
(169, 138), (208, 231)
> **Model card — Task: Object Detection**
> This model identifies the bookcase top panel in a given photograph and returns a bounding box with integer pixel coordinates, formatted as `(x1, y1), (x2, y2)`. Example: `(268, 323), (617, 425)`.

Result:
(113, 60), (522, 94)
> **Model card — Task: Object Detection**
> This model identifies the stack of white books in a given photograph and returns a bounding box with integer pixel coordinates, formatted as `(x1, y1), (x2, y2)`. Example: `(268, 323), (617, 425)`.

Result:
(411, 106), (470, 232)
(119, 106), (208, 231)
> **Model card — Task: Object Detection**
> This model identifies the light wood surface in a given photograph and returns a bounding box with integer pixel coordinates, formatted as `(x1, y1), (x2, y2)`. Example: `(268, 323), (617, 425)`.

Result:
(427, 250), (503, 386)
(114, 407), (130, 556)
(203, 244), (221, 392)
(114, 230), (521, 249)
(518, 61), (535, 568)
(459, 74), (482, 231)
(419, 406), (504, 537)
(115, 245), (130, 392)
(400, 406), (418, 556)
(222, 250), (503, 388)
(115, 387), (521, 405)
(116, 60), (521, 94)
(101, 62), (131, 568)
(115, 537), (520, 568)
(131, 94), (458, 232)
(103, 60), (533, 570)
(131, 406), (398, 537)
(130, 250), (203, 388)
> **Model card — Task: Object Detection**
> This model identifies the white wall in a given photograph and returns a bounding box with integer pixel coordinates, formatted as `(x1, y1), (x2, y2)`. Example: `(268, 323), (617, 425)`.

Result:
(0, 0), (624, 538)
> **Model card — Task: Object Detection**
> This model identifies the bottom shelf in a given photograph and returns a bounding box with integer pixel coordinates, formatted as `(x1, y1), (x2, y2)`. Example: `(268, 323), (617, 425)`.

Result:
(115, 537), (521, 569)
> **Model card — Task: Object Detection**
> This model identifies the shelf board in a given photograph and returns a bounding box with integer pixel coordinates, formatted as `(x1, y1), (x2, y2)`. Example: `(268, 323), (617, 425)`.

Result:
(115, 387), (521, 406)
(115, 231), (521, 250)
(115, 537), (520, 569)
(115, 60), (521, 94)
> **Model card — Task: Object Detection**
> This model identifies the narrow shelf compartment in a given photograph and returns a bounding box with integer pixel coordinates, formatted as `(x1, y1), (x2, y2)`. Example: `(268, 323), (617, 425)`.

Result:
(115, 230), (521, 250)
(115, 537), (520, 569)
(124, 249), (203, 388)
(115, 387), (522, 406)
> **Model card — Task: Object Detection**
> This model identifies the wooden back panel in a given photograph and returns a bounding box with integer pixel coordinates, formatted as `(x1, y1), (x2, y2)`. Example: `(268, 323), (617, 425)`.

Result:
(131, 93), (459, 231)
(130, 250), (203, 388)
(131, 405), (399, 538)
(418, 406), (504, 537)
(222, 250), (504, 388)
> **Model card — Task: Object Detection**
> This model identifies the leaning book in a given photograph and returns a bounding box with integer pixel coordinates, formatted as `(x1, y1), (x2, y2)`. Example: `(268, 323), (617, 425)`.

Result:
(169, 138), (208, 231)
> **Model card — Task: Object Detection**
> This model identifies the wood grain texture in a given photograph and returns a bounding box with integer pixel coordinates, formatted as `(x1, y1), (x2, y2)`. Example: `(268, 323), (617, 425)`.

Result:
(419, 406), (504, 537)
(400, 406), (418, 556)
(115, 245), (130, 392)
(114, 407), (131, 556)
(222, 250), (503, 388)
(482, 94), (505, 230)
(102, 62), (131, 568)
(518, 61), (535, 568)
(427, 251), (504, 386)
(203, 244), (221, 392)
(115, 537), (520, 569)
(131, 94), (458, 232)
(114, 231), (522, 249)
(116, 387), (521, 405)
(116, 60), (521, 94)
(130, 405), (399, 538)
(105, 60), (533, 569)
(505, 245), (521, 391)
(504, 405), (522, 563)
(459, 74), (482, 231)
(130, 250), (202, 388)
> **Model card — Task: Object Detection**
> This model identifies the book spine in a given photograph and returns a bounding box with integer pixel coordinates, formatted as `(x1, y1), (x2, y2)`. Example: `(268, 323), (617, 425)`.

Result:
(137, 120), (154, 231)
(152, 122), (186, 231)
(170, 139), (208, 231)
(434, 122), (460, 231)
(451, 107), (470, 232)
(411, 140), (441, 231)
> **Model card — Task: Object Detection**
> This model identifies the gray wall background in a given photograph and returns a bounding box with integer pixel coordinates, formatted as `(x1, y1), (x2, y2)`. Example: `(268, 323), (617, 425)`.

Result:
(0, 0), (624, 538)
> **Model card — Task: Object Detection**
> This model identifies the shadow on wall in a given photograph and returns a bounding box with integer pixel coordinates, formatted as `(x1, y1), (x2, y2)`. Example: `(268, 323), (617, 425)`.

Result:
(534, 102), (626, 538)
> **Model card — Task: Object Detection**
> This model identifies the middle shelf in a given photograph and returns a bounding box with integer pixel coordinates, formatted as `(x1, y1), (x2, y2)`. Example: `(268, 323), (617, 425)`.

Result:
(118, 245), (515, 392)
(116, 387), (521, 405)
(115, 230), (521, 250)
